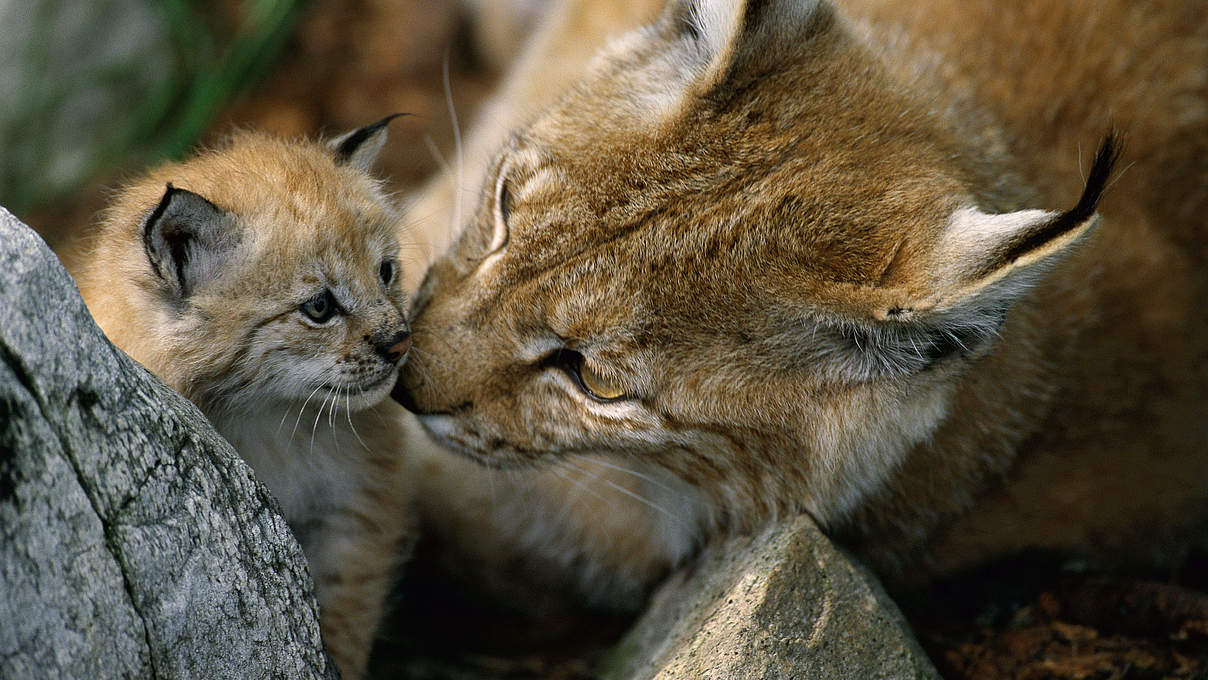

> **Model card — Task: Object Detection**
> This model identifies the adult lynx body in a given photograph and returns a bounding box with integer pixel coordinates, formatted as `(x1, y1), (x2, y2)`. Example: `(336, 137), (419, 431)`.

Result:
(399, 0), (1208, 604)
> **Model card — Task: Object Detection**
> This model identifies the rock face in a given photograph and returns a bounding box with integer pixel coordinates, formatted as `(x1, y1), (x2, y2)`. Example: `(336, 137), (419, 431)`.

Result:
(599, 515), (939, 680)
(0, 208), (335, 678)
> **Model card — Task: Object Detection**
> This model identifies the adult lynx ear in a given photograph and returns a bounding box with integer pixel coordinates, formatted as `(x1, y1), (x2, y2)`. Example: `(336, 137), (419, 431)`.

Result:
(805, 135), (1121, 381)
(886, 135), (1122, 319)
(840, 135), (1123, 376)
(664, 0), (830, 93)
(329, 113), (408, 172)
(142, 184), (239, 298)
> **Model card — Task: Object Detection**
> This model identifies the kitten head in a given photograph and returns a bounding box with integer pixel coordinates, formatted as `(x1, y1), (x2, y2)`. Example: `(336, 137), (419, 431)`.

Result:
(84, 118), (412, 417)
(397, 0), (1117, 523)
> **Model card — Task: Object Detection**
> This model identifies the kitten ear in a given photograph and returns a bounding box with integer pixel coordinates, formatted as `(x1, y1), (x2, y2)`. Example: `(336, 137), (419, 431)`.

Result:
(825, 135), (1121, 378)
(142, 184), (240, 298)
(329, 113), (408, 172)
(663, 0), (830, 93)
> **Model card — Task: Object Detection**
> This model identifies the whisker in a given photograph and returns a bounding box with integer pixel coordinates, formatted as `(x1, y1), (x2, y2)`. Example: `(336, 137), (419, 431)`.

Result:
(547, 463), (612, 526)
(410, 334), (465, 380)
(394, 204), (448, 236)
(328, 388), (342, 456)
(328, 385), (339, 430)
(1077, 142), (1085, 184)
(442, 47), (465, 236)
(290, 383), (326, 445)
(572, 453), (678, 495)
(1104, 159), (1137, 193)
(311, 389), (334, 455)
(407, 347), (458, 406)
(554, 460), (606, 504)
(346, 387), (369, 450)
(424, 134), (453, 180)
(562, 457), (679, 523)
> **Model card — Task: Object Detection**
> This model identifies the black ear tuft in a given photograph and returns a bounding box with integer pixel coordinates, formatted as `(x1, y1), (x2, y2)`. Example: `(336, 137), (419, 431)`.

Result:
(331, 113), (410, 170)
(142, 183), (238, 298)
(995, 132), (1123, 267)
(1061, 131), (1124, 227)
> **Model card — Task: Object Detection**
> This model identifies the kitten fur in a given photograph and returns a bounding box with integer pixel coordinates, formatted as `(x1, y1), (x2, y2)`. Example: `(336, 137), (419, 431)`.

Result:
(398, 0), (1208, 609)
(74, 122), (416, 679)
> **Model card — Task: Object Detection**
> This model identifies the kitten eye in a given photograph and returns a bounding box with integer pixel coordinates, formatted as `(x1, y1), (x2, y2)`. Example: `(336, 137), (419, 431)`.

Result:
(300, 289), (339, 324)
(550, 349), (627, 402)
(379, 258), (396, 286)
(488, 168), (511, 254)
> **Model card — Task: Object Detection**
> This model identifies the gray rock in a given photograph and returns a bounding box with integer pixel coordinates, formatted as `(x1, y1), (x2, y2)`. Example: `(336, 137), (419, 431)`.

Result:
(598, 515), (939, 680)
(0, 207), (336, 679)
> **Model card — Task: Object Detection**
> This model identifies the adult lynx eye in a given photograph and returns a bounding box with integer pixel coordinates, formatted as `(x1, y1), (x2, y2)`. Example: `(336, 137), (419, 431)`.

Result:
(579, 360), (626, 401)
(300, 289), (339, 324)
(550, 349), (627, 402)
(379, 258), (396, 286)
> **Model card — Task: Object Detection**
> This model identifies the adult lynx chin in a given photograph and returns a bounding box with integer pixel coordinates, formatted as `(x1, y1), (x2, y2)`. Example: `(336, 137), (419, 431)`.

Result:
(74, 120), (418, 679)
(399, 0), (1207, 607)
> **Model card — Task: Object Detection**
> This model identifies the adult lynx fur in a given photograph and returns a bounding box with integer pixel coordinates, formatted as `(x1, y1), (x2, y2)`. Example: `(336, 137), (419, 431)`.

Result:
(398, 0), (1207, 606)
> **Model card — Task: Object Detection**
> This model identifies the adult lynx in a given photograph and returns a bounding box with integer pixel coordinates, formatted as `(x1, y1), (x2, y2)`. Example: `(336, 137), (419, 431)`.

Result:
(399, 0), (1208, 604)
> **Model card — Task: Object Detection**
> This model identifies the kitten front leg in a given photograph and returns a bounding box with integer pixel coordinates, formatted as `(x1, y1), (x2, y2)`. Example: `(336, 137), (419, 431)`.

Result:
(305, 501), (412, 680)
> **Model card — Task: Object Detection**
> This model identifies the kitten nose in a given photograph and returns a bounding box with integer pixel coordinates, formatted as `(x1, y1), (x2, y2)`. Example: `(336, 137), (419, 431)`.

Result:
(374, 330), (412, 364)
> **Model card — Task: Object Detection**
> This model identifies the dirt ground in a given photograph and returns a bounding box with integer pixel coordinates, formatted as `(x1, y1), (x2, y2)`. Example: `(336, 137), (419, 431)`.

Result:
(33, 2), (1208, 678)
(910, 554), (1208, 680)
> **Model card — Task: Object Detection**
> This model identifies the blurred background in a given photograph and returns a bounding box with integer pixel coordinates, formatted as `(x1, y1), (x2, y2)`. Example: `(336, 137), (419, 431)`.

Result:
(1, 0), (499, 249)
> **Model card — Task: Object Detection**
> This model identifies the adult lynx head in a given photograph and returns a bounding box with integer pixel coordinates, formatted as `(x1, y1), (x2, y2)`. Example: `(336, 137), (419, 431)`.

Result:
(80, 118), (412, 417)
(398, 0), (1116, 525)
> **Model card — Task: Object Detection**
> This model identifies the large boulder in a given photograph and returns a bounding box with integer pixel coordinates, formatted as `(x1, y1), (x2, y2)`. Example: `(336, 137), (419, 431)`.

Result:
(599, 515), (939, 680)
(0, 207), (335, 678)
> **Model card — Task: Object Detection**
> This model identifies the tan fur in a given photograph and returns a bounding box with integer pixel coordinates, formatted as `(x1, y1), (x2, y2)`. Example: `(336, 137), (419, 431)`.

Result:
(73, 129), (416, 678)
(400, 0), (1207, 605)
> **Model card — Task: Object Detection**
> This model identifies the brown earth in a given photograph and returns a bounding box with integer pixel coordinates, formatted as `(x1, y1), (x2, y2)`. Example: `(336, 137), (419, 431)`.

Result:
(909, 555), (1208, 680)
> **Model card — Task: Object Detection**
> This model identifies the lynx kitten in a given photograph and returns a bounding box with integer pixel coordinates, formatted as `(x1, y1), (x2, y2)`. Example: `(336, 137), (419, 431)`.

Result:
(75, 118), (415, 679)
